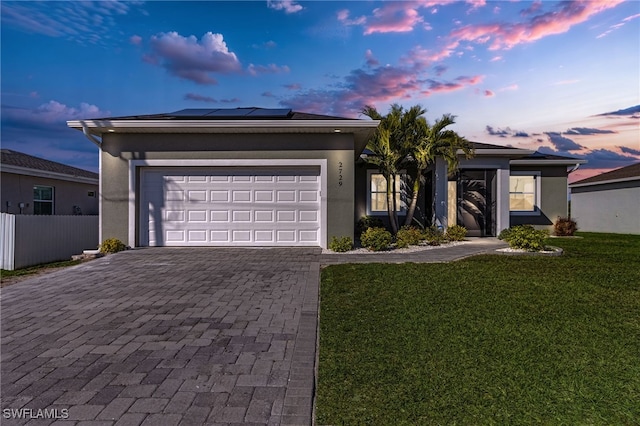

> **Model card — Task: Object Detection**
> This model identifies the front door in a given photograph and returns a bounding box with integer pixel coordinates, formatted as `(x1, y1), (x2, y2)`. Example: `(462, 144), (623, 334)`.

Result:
(457, 170), (496, 237)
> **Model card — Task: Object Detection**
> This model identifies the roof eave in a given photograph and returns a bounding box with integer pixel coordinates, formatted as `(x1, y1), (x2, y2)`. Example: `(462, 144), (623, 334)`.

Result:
(569, 175), (640, 188)
(511, 159), (587, 165)
(461, 148), (535, 156)
(1, 164), (98, 184)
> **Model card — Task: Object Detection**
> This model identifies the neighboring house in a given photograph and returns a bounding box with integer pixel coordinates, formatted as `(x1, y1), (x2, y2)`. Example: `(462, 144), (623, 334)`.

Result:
(1, 149), (99, 216)
(569, 162), (640, 235)
(68, 107), (584, 248)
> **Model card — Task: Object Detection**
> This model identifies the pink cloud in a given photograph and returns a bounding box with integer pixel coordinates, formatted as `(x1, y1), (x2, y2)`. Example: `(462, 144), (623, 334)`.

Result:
(267, 0), (302, 14)
(490, 55), (502, 62)
(447, 0), (625, 51)
(484, 90), (495, 97)
(247, 63), (290, 76)
(340, 1), (488, 35)
(499, 84), (519, 91)
(365, 49), (380, 67)
(129, 34), (142, 45)
(337, 9), (366, 26)
(145, 32), (242, 85)
(281, 63), (483, 117)
(283, 83), (301, 90)
(364, 3), (424, 35)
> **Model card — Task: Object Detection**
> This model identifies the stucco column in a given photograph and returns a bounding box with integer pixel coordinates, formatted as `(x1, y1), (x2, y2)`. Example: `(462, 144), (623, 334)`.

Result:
(433, 157), (449, 229)
(496, 168), (510, 234)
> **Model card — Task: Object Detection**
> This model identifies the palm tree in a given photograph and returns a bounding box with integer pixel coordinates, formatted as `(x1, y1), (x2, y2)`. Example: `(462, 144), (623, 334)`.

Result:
(361, 104), (407, 234)
(404, 113), (474, 227)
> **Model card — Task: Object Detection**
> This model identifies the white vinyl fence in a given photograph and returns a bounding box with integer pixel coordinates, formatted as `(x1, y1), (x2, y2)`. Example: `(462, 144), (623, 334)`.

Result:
(0, 213), (99, 270)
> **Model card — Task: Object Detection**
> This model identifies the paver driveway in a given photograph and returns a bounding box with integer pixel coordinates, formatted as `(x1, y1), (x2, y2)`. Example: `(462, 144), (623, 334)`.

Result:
(1, 247), (321, 426)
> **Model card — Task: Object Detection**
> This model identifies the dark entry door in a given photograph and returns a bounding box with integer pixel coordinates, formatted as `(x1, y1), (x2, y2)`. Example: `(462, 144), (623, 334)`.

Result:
(457, 170), (496, 237)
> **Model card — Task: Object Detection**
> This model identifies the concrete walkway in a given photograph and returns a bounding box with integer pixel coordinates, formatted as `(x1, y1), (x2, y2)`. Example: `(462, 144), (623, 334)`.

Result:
(1, 248), (321, 426)
(320, 237), (508, 265)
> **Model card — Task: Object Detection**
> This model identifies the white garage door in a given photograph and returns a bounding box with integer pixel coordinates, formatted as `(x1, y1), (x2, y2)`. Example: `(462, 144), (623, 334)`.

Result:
(140, 167), (321, 246)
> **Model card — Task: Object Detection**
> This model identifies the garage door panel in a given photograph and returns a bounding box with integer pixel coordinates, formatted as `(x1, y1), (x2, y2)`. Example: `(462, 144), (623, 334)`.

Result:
(141, 167), (321, 246)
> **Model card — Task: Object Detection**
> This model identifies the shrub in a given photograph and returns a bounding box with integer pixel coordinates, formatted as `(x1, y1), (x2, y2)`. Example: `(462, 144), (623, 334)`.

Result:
(423, 226), (445, 246)
(554, 216), (578, 236)
(329, 236), (354, 252)
(360, 227), (392, 251)
(499, 225), (548, 251)
(99, 238), (127, 254)
(445, 225), (467, 241)
(396, 226), (423, 248)
(356, 216), (385, 236)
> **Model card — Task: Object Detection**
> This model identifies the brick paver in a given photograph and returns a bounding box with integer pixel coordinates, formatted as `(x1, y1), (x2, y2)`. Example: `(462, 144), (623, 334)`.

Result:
(1, 247), (321, 425)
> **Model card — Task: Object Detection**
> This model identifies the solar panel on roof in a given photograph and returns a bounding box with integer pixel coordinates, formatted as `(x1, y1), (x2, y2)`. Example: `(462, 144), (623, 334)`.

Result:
(246, 108), (292, 118)
(171, 109), (217, 117)
(203, 109), (252, 117)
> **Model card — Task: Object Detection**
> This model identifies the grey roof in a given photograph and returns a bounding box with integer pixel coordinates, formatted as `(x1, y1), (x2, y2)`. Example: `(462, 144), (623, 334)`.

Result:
(90, 107), (354, 121)
(1, 149), (98, 180)
(571, 162), (640, 185)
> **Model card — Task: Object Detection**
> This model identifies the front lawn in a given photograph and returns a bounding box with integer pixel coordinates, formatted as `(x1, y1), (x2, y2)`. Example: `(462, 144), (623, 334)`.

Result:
(318, 233), (640, 425)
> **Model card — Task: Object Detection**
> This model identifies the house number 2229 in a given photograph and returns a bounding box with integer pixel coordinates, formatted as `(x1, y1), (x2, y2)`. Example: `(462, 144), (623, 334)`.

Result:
(338, 162), (343, 186)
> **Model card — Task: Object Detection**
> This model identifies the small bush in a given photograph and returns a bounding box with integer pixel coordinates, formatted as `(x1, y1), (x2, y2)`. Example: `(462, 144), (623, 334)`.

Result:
(356, 216), (385, 236)
(396, 226), (423, 248)
(554, 216), (578, 236)
(499, 225), (548, 251)
(99, 238), (127, 254)
(445, 225), (467, 241)
(423, 226), (445, 246)
(329, 236), (354, 252)
(360, 227), (392, 251)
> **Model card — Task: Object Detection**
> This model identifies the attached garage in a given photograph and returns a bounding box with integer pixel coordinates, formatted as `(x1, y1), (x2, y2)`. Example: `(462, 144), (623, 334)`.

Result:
(67, 107), (379, 249)
(140, 166), (322, 246)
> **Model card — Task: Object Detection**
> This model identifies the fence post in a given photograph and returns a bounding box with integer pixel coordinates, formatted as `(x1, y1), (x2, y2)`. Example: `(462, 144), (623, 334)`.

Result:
(0, 213), (16, 270)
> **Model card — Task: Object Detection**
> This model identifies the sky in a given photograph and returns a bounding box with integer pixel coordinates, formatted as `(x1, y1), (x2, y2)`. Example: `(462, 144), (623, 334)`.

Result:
(2, 0), (639, 183)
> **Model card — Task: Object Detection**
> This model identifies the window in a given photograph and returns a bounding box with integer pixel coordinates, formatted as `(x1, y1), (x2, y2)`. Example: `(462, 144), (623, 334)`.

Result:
(509, 174), (538, 213)
(368, 171), (405, 215)
(34, 185), (54, 215)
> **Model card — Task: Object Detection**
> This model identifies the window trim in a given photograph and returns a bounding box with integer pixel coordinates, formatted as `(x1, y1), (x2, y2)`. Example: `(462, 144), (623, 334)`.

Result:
(509, 171), (541, 216)
(366, 170), (407, 216)
(34, 185), (55, 215)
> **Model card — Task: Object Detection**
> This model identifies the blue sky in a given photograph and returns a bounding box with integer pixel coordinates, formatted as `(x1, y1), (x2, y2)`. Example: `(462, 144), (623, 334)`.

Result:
(2, 0), (639, 182)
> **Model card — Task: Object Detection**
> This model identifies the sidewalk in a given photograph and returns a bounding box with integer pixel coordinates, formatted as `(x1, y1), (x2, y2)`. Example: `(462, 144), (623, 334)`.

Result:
(319, 238), (508, 266)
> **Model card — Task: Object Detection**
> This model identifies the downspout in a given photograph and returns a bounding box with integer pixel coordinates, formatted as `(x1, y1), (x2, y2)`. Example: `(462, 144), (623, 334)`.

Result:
(82, 124), (103, 147)
(81, 123), (103, 244)
(568, 163), (581, 174)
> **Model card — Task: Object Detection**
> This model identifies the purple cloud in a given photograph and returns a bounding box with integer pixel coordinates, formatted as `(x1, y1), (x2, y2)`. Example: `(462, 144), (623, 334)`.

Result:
(486, 125), (509, 137)
(145, 32), (242, 85)
(545, 132), (584, 151)
(598, 105), (640, 117)
(184, 93), (217, 103)
(618, 146), (640, 156)
(1, 1), (145, 46)
(565, 127), (616, 135)
(247, 63), (290, 76)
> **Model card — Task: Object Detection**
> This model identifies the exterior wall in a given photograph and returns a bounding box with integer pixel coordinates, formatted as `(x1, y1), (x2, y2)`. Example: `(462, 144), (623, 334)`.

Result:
(354, 162), (426, 231)
(1, 172), (98, 215)
(510, 165), (568, 232)
(100, 133), (355, 247)
(571, 181), (640, 234)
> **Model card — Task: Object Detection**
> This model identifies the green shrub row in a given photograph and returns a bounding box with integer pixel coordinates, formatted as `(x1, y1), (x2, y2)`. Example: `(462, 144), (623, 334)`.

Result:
(329, 236), (354, 252)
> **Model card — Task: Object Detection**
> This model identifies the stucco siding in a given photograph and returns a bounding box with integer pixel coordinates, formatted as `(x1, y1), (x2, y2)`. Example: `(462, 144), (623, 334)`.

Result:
(571, 186), (640, 234)
(100, 133), (355, 247)
(1, 172), (98, 216)
(510, 166), (568, 232)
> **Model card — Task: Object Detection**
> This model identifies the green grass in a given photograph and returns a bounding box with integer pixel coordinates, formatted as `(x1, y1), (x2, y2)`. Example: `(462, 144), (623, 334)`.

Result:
(1, 259), (82, 281)
(318, 233), (640, 425)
